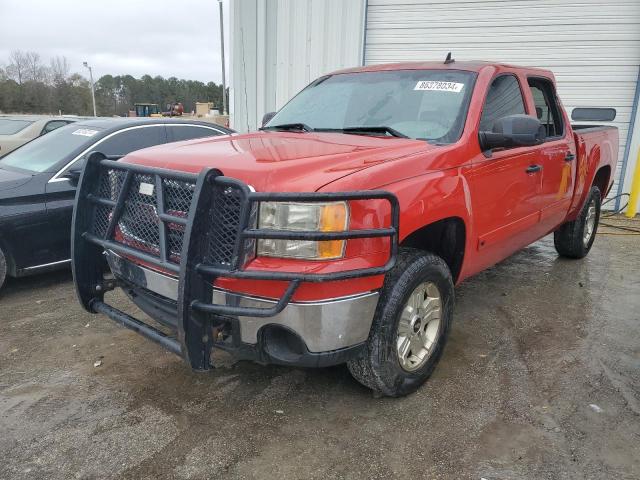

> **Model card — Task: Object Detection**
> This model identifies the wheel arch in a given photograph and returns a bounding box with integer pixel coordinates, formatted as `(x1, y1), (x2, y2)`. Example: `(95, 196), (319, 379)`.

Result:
(0, 233), (16, 277)
(592, 165), (612, 198)
(400, 216), (466, 283)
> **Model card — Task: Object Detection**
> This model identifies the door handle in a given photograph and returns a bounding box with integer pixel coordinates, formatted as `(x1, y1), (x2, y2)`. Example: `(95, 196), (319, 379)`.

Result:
(565, 152), (575, 162)
(526, 164), (542, 174)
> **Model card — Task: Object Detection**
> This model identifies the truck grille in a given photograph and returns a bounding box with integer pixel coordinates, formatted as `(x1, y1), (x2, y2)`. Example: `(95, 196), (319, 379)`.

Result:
(91, 167), (243, 267)
(205, 186), (244, 265)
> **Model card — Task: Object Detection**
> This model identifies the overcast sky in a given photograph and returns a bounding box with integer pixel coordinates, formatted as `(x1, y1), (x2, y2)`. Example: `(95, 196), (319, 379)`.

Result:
(0, 0), (229, 83)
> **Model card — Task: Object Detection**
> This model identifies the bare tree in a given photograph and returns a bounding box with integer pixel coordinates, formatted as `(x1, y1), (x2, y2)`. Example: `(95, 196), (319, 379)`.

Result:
(49, 56), (70, 85)
(6, 50), (27, 84)
(23, 51), (46, 82)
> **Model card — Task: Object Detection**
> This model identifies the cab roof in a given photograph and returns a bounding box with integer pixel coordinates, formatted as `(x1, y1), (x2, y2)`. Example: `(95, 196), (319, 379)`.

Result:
(331, 61), (553, 78)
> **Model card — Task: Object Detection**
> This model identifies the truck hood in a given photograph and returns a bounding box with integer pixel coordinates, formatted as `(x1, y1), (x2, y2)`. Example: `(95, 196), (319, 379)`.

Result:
(123, 131), (435, 191)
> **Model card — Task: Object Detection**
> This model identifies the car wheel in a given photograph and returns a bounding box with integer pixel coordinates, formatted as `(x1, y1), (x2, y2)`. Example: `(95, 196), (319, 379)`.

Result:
(347, 248), (454, 397)
(0, 245), (6, 290)
(554, 186), (601, 259)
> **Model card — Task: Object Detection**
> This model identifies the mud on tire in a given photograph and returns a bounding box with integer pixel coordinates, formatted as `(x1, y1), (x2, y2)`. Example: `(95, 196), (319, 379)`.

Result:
(347, 248), (454, 397)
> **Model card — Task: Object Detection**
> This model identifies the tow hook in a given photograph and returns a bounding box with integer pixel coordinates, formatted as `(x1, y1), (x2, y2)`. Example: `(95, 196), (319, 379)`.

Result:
(211, 322), (231, 344)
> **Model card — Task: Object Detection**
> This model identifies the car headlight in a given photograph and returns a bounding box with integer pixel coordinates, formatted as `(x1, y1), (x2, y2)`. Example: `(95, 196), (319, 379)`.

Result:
(257, 201), (348, 259)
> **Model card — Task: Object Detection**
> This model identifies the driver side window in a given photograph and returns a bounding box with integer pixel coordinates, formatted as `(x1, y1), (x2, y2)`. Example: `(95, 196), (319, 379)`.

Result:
(479, 75), (526, 132)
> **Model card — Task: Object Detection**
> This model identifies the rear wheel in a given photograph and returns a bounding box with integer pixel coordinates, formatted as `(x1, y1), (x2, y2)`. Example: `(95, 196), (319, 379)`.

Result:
(347, 248), (454, 397)
(554, 186), (601, 259)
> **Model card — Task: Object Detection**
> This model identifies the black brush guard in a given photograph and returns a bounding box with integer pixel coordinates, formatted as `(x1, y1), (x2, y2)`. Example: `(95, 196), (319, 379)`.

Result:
(72, 153), (399, 369)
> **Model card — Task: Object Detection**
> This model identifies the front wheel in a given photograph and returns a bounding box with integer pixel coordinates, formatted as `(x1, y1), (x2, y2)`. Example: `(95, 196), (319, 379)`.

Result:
(0, 245), (6, 291)
(554, 186), (601, 259)
(347, 248), (454, 397)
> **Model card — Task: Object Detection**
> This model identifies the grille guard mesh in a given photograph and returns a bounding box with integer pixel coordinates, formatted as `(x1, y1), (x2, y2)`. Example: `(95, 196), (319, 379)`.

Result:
(79, 157), (399, 284)
(72, 153), (399, 368)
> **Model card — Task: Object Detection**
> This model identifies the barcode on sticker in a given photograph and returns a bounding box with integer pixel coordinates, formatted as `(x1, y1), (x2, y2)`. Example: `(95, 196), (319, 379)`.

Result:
(414, 81), (464, 93)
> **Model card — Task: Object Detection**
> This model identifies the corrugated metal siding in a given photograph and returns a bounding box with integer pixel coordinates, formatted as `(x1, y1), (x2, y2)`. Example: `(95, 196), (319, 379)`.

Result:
(365, 0), (640, 201)
(230, 0), (365, 133)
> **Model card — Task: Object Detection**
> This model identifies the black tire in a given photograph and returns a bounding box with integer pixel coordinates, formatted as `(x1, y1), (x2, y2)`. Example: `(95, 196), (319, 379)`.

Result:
(0, 245), (6, 291)
(554, 186), (601, 259)
(347, 248), (454, 397)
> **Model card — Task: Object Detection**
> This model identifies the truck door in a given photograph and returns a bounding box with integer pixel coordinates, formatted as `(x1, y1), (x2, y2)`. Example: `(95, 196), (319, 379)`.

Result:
(526, 77), (575, 230)
(469, 74), (544, 271)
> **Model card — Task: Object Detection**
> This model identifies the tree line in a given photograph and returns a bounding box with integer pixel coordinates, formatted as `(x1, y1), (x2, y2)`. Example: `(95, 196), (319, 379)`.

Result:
(0, 50), (226, 117)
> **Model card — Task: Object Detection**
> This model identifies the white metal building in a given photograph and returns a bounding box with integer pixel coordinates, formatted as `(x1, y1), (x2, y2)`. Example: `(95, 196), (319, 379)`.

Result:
(230, 0), (640, 208)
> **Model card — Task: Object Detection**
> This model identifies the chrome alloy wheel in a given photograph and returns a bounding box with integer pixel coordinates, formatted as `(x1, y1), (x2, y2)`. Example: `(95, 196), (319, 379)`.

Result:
(396, 282), (442, 372)
(583, 198), (597, 246)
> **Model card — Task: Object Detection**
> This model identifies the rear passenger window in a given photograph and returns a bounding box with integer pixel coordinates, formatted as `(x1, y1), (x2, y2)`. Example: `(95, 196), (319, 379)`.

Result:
(528, 78), (564, 138)
(98, 126), (166, 156)
(42, 120), (69, 135)
(479, 75), (526, 131)
(169, 125), (221, 142)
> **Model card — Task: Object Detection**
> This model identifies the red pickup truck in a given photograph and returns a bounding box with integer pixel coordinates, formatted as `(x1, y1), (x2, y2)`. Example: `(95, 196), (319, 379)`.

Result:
(72, 61), (618, 397)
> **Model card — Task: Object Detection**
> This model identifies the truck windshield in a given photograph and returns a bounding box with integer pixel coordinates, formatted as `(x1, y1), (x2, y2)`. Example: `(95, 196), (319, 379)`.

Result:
(0, 124), (103, 172)
(266, 69), (476, 143)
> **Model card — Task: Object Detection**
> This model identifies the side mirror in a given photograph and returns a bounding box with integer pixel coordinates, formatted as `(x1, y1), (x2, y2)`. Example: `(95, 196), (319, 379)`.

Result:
(262, 111), (277, 127)
(479, 114), (546, 152)
(63, 162), (85, 184)
(63, 151), (105, 185)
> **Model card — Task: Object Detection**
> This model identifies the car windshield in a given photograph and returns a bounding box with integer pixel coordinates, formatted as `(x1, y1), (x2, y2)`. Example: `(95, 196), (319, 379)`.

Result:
(0, 124), (103, 172)
(0, 119), (34, 135)
(266, 69), (477, 143)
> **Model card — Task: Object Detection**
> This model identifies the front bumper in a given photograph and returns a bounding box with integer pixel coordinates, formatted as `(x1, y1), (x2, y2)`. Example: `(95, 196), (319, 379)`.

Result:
(107, 251), (379, 353)
(71, 154), (398, 370)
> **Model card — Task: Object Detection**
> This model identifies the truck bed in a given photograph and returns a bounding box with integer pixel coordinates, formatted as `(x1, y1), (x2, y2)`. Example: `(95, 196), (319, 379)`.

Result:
(571, 124), (618, 133)
(568, 124), (619, 217)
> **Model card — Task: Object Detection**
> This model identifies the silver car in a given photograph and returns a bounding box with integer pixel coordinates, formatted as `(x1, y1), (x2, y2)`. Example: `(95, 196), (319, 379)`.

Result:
(0, 115), (86, 157)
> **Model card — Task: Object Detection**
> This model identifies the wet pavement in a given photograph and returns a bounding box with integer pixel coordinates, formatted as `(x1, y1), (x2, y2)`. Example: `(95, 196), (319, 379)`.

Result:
(1, 233), (639, 479)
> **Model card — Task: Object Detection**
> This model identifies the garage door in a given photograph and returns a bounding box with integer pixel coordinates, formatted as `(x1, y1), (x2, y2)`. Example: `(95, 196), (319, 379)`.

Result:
(365, 0), (640, 203)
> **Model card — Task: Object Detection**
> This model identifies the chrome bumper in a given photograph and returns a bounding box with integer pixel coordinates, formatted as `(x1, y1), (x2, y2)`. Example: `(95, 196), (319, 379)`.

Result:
(106, 252), (378, 353)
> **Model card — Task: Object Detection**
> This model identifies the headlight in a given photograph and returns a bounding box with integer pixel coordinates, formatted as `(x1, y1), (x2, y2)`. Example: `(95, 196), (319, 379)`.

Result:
(257, 201), (348, 259)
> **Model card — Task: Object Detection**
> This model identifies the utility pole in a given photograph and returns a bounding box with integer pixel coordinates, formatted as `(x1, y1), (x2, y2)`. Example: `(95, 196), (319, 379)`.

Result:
(218, 0), (227, 115)
(83, 61), (97, 117)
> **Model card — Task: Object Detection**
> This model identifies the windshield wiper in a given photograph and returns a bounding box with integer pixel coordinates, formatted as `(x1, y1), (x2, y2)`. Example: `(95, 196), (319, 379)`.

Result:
(260, 123), (314, 133)
(261, 124), (410, 139)
(316, 126), (409, 139)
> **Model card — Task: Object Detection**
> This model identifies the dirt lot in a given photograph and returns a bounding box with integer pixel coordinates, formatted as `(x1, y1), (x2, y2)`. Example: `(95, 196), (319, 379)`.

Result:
(1, 232), (639, 480)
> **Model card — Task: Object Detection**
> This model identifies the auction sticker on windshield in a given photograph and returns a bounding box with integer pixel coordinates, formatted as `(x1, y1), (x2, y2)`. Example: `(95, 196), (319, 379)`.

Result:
(414, 81), (464, 93)
(71, 129), (99, 137)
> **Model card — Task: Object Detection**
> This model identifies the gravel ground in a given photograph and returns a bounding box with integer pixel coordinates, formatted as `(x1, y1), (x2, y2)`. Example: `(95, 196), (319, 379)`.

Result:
(1, 233), (639, 479)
